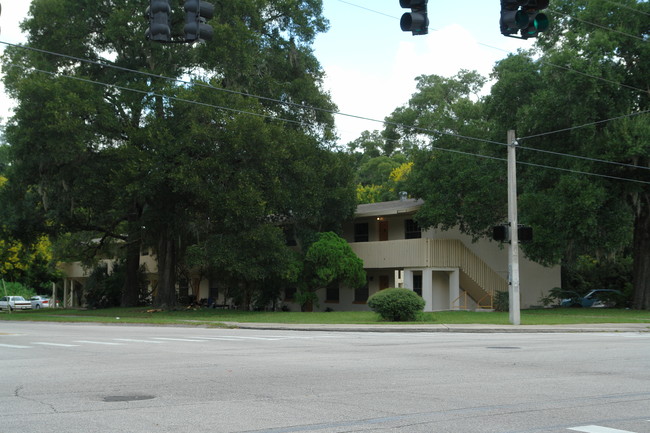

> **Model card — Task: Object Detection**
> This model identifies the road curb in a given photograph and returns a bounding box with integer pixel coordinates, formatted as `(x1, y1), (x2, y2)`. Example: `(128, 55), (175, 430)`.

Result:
(224, 322), (650, 333)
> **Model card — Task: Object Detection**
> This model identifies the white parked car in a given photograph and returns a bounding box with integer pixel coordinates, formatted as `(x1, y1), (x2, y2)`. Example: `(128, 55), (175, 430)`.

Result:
(0, 296), (32, 311)
(30, 296), (52, 309)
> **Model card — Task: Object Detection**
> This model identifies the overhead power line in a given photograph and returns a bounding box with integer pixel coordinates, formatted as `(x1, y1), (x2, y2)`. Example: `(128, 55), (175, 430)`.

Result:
(2, 36), (649, 182)
(548, 7), (649, 42)
(604, 0), (650, 17)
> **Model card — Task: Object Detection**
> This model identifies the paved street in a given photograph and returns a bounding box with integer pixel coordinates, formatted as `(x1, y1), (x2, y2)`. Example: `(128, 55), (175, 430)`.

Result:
(1, 322), (649, 433)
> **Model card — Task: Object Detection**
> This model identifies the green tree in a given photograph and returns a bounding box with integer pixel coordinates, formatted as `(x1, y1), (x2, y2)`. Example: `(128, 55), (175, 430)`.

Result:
(300, 232), (366, 311)
(2, 0), (348, 309)
(487, 0), (649, 308)
(390, 2), (649, 309)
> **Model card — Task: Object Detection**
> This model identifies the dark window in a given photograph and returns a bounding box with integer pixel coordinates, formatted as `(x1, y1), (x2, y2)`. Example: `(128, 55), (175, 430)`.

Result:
(326, 283), (340, 303)
(285, 287), (297, 301)
(284, 227), (297, 246)
(405, 219), (421, 239)
(413, 274), (423, 297)
(354, 223), (369, 242)
(354, 283), (369, 303)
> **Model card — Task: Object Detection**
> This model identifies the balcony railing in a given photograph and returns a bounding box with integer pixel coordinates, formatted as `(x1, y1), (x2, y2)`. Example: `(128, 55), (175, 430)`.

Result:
(350, 239), (507, 306)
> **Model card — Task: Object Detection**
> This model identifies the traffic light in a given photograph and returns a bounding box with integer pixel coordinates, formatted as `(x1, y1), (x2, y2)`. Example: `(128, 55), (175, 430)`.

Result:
(518, 225), (533, 242)
(184, 0), (215, 42)
(399, 0), (428, 36)
(493, 225), (509, 242)
(500, 0), (529, 36)
(145, 0), (171, 42)
(520, 0), (549, 39)
(500, 0), (549, 39)
(492, 224), (533, 242)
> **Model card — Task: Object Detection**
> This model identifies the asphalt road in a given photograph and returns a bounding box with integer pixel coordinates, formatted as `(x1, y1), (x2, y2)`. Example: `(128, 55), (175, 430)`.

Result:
(1, 322), (649, 433)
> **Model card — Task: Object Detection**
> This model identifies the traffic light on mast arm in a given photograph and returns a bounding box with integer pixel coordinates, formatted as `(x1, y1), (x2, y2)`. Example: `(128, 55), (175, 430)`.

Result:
(400, 0), (429, 36)
(184, 0), (215, 42)
(145, 0), (171, 42)
(500, 0), (549, 39)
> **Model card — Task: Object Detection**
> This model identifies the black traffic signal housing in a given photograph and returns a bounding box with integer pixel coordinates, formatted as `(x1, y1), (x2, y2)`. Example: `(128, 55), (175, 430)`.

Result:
(400, 0), (429, 36)
(493, 225), (509, 242)
(492, 224), (533, 243)
(518, 225), (533, 242)
(500, 0), (549, 39)
(184, 0), (215, 42)
(520, 0), (549, 39)
(145, 0), (172, 42)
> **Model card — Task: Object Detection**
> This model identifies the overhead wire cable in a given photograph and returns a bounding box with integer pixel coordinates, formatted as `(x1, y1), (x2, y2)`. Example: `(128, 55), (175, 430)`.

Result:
(5, 50), (648, 181)
(332, 0), (648, 95)
(517, 110), (650, 171)
(603, 0), (650, 17)
(548, 7), (649, 42)
(9, 62), (649, 185)
(0, 40), (508, 148)
(1, 5), (648, 175)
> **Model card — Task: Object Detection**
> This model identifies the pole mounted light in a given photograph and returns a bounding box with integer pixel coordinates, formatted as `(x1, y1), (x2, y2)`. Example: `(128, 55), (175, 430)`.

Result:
(399, 0), (429, 36)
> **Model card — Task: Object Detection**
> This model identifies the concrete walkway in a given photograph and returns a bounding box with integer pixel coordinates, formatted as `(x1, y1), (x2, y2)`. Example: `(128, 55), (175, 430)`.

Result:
(225, 322), (650, 333)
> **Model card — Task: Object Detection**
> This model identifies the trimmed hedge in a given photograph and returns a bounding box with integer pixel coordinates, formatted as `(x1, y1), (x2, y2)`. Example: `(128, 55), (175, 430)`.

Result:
(367, 287), (425, 322)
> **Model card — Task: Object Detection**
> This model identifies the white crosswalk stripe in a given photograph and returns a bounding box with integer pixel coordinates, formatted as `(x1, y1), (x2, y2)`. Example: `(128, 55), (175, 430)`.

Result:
(113, 338), (163, 344)
(31, 342), (79, 347)
(569, 425), (638, 433)
(73, 340), (123, 345)
(0, 343), (31, 349)
(1, 334), (334, 349)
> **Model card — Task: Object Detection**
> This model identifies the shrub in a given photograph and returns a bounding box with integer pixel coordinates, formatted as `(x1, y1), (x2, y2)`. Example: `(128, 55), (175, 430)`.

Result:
(494, 290), (509, 312)
(0, 281), (36, 299)
(367, 288), (425, 322)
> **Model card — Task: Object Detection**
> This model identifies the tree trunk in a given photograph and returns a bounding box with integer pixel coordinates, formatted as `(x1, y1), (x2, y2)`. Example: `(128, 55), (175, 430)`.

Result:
(154, 228), (177, 310)
(121, 202), (144, 307)
(632, 191), (650, 310)
(121, 238), (141, 307)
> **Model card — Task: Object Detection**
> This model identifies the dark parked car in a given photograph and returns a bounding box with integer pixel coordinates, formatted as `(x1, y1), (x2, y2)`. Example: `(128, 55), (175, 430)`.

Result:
(561, 289), (624, 308)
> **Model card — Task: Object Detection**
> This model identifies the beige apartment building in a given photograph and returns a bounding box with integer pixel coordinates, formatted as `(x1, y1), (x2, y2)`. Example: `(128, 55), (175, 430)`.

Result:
(59, 198), (560, 311)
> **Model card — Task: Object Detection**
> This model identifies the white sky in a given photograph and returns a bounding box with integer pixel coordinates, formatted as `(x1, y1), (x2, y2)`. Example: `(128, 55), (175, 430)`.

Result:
(0, 1), (537, 144)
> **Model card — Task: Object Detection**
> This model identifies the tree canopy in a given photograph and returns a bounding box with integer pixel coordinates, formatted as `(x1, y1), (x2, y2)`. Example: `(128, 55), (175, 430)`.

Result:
(383, 1), (649, 309)
(1, 0), (356, 309)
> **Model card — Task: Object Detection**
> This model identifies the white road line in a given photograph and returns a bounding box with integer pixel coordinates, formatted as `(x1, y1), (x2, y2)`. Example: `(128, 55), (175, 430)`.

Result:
(31, 342), (80, 347)
(152, 337), (204, 342)
(74, 340), (123, 345)
(190, 336), (282, 341)
(0, 343), (31, 349)
(113, 338), (163, 344)
(569, 425), (638, 433)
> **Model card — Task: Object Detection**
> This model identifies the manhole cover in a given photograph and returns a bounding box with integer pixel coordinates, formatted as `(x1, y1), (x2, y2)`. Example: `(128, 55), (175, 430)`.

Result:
(103, 395), (155, 402)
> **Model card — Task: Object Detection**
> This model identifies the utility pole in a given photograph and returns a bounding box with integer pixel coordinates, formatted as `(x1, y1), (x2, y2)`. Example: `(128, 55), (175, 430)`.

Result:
(507, 130), (521, 325)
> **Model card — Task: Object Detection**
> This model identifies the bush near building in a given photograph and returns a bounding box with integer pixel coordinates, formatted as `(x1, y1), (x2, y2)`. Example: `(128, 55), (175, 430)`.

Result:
(367, 287), (426, 322)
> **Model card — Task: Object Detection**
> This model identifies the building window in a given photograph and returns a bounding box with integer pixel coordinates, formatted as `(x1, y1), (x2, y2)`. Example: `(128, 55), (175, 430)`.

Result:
(284, 227), (297, 246)
(326, 283), (340, 303)
(354, 223), (369, 242)
(285, 287), (297, 301)
(405, 219), (421, 239)
(413, 274), (423, 297)
(354, 283), (369, 303)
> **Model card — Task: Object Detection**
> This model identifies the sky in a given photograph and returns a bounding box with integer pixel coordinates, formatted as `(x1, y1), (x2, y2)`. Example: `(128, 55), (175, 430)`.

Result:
(0, 1), (539, 144)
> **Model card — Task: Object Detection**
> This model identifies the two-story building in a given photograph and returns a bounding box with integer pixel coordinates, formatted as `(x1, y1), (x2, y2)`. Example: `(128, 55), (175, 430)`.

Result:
(284, 198), (560, 312)
(59, 198), (560, 311)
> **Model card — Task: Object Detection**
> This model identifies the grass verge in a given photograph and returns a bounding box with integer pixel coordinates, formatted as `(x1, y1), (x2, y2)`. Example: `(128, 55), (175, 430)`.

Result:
(1, 307), (649, 326)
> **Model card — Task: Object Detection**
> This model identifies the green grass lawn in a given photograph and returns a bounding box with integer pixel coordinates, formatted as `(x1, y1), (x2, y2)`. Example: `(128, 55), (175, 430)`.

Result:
(1, 307), (649, 326)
